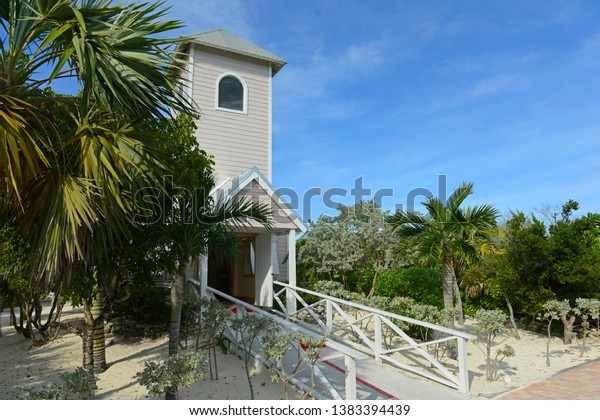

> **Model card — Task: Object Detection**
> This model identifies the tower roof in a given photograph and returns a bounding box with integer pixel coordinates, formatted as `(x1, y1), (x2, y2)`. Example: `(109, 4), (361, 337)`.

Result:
(183, 28), (287, 75)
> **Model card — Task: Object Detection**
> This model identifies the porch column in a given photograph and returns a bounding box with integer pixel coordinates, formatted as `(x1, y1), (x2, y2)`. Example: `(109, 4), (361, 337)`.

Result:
(286, 229), (297, 315)
(255, 233), (273, 307)
(199, 253), (208, 298)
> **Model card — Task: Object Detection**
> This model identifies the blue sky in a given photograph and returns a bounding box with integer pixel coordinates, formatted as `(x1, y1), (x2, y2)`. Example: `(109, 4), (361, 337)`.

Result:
(63, 1), (600, 221)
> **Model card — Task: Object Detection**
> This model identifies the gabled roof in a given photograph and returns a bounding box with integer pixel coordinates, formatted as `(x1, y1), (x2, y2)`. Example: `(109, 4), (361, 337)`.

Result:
(211, 166), (307, 232)
(183, 28), (287, 76)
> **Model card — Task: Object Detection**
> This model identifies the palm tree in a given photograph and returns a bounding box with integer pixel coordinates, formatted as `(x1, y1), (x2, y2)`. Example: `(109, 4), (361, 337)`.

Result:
(155, 192), (271, 400)
(1, 0), (190, 283)
(386, 182), (499, 328)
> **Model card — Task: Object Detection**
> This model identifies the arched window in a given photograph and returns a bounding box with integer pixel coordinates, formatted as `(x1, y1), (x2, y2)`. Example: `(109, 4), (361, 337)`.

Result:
(217, 75), (246, 112)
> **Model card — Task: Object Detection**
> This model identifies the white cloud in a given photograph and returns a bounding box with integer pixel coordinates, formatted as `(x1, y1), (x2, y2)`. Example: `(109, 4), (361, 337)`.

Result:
(470, 75), (516, 97)
(274, 40), (387, 112)
(168, 0), (255, 39)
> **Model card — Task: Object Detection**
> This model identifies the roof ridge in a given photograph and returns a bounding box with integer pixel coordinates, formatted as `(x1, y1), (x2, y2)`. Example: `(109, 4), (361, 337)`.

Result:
(181, 28), (287, 75)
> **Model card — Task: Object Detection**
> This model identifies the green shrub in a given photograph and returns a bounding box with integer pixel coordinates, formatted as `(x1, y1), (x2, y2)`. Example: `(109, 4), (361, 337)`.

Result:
(113, 277), (170, 325)
(136, 352), (207, 399)
(374, 267), (443, 308)
(18, 367), (97, 400)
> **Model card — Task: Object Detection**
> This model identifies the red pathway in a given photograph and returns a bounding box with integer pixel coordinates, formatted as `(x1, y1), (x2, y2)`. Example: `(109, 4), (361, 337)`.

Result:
(498, 360), (600, 399)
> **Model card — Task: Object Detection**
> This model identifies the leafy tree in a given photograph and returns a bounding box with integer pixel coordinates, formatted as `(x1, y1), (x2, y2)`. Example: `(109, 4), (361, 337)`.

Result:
(299, 215), (359, 288)
(387, 183), (499, 327)
(544, 209), (600, 301)
(1, 0), (190, 283)
(196, 296), (231, 380)
(136, 352), (207, 400)
(229, 315), (271, 400)
(461, 227), (521, 339)
(498, 204), (600, 321)
(299, 200), (395, 294)
(540, 300), (576, 366)
(260, 331), (327, 400)
(472, 309), (515, 382)
(334, 201), (395, 295)
(575, 298), (600, 357)
(0, 219), (65, 343)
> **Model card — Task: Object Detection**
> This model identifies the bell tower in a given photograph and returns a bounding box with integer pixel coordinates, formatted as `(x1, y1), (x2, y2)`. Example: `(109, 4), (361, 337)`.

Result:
(182, 29), (286, 183)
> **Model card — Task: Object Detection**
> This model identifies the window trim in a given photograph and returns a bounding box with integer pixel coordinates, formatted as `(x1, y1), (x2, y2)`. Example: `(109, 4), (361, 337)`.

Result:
(215, 73), (248, 114)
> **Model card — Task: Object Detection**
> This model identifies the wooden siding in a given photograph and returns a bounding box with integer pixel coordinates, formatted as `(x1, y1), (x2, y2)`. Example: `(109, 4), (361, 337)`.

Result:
(235, 180), (298, 230)
(273, 234), (289, 283)
(191, 46), (271, 182)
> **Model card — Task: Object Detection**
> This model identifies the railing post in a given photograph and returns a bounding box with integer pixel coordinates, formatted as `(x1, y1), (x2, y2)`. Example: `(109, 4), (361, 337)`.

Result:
(374, 315), (382, 364)
(285, 286), (296, 317)
(286, 229), (297, 315)
(344, 355), (357, 400)
(326, 300), (333, 336)
(457, 337), (469, 393)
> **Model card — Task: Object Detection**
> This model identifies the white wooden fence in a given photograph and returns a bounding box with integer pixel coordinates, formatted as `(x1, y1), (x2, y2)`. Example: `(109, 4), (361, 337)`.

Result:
(273, 281), (475, 393)
(205, 286), (367, 399)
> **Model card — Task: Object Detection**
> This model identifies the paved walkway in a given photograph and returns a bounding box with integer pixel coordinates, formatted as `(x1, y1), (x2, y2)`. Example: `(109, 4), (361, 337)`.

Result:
(314, 347), (467, 400)
(497, 360), (600, 399)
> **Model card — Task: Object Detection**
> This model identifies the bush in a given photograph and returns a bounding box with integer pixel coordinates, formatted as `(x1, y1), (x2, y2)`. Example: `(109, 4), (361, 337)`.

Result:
(113, 277), (170, 325)
(136, 352), (207, 399)
(374, 267), (443, 308)
(473, 309), (515, 381)
(19, 367), (97, 400)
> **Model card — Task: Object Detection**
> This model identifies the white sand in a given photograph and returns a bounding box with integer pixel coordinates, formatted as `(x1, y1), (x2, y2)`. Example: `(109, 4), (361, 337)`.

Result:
(461, 319), (600, 398)
(0, 306), (297, 400)
(1, 307), (599, 400)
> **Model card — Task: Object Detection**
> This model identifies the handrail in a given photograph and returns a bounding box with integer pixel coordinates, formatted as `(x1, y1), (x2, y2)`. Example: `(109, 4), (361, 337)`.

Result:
(208, 286), (367, 361)
(274, 281), (475, 341)
(206, 286), (365, 400)
(272, 281), (474, 393)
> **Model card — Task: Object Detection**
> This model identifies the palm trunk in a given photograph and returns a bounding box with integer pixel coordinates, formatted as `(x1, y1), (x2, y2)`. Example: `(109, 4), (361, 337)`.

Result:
(441, 257), (455, 329)
(91, 287), (107, 372)
(83, 301), (94, 370)
(166, 270), (186, 400)
(452, 279), (464, 324)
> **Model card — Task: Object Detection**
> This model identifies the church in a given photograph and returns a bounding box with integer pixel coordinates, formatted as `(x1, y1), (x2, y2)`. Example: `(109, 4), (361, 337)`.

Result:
(176, 29), (306, 307)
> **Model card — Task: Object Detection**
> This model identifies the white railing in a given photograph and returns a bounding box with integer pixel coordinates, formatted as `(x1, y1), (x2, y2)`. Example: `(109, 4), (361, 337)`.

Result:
(273, 281), (475, 393)
(205, 286), (367, 400)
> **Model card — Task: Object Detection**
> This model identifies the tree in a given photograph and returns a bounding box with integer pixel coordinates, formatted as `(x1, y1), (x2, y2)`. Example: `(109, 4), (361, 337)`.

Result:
(1, 0), (194, 371)
(387, 182), (499, 327)
(135, 115), (271, 399)
(461, 227), (521, 339)
(299, 215), (359, 288)
(1, 0), (189, 283)
(472, 309), (515, 382)
(299, 200), (395, 294)
(229, 315), (270, 400)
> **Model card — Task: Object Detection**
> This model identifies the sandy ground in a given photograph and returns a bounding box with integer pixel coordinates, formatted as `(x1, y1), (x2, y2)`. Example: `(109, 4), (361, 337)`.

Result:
(0, 306), (298, 400)
(1, 306), (599, 400)
(461, 319), (600, 398)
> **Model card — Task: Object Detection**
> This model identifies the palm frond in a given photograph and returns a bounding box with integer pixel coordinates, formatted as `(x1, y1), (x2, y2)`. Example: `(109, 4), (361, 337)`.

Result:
(447, 182), (474, 212)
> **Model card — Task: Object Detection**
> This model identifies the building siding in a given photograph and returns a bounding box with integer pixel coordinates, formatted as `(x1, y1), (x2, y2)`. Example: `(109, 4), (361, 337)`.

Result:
(273, 234), (289, 283)
(191, 46), (271, 182)
(235, 180), (299, 230)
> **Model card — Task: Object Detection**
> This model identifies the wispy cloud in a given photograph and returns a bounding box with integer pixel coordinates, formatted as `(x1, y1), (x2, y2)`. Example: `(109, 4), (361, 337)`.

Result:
(274, 40), (387, 112)
(470, 75), (516, 97)
(168, 0), (255, 39)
